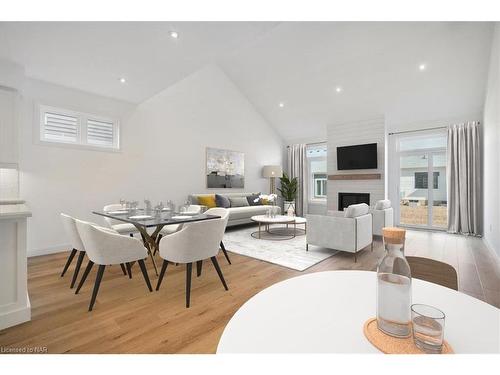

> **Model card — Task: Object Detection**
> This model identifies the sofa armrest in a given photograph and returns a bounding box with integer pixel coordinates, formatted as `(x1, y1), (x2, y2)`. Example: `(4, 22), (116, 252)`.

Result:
(186, 205), (202, 214)
(355, 214), (373, 251)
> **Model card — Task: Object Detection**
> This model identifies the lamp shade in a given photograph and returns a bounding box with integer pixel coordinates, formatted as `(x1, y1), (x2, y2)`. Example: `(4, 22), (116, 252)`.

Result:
(262, 165), (283, 178)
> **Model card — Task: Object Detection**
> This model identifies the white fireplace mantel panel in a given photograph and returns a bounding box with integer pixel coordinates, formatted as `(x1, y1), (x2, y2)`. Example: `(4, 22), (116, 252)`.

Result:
(327, 117), (386, 211)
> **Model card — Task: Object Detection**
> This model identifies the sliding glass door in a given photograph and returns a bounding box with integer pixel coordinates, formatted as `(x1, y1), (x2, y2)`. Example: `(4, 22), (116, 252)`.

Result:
(396, 132), (447, 230)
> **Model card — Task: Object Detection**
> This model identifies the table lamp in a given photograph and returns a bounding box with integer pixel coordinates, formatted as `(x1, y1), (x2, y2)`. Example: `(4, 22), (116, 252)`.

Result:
(262, 165), (283, 194)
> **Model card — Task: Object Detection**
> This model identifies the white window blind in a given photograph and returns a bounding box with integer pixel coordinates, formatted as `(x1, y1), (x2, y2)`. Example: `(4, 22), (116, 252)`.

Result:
(42, 111), (79, 143)
(39, 105), (119, 151)
(87, 119), (114, 147)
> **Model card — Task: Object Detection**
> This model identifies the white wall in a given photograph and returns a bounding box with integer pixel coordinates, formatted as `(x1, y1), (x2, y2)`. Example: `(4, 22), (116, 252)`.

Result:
(327, 117), (385, 211)
(18, 65), (283, 256)
(483, 24), (500, 257)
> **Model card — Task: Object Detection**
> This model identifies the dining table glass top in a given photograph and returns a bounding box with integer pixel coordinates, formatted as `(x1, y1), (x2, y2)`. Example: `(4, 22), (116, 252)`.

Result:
(92, 208), (220, 228)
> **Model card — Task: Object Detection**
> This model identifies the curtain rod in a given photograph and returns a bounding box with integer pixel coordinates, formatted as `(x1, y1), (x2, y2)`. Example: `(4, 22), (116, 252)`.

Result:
(286, 141), (326, 148)
(388, 122), (480, 136)
(388, 126), (447, 136)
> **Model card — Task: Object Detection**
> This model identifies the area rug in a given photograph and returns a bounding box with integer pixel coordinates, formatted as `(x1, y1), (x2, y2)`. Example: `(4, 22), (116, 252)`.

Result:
(222, 225), (337, 271)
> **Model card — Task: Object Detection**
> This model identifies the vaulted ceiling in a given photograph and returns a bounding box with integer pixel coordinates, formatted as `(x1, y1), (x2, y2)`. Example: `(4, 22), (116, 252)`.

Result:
(0, 21), (494, 141)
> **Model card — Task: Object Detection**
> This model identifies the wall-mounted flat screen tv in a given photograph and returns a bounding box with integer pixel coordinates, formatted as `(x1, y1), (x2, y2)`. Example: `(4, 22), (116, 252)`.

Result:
(337, 143), (377, 170)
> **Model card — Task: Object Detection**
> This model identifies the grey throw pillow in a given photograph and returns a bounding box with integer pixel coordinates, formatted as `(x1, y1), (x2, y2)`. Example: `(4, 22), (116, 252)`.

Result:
(229, 196), (250, 208)
(215, 194), (230, 208)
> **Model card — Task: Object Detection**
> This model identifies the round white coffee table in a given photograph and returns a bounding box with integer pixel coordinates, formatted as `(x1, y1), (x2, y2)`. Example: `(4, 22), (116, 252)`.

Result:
(217, 270), (499, 353)
(251, 215), (297, 240)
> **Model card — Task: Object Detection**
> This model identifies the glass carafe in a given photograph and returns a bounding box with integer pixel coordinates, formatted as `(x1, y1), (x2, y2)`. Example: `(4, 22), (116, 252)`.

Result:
(376, 227), (412, 338)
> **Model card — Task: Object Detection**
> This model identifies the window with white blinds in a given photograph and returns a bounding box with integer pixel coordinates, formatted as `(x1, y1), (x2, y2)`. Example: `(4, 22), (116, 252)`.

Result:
(87, 119), (114, 147)
(39, 105), (119, 150)
(42, 111), (79, 143)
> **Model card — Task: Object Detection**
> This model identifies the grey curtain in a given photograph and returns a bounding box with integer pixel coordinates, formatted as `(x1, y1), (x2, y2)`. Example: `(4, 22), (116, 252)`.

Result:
(287, 144), (308, 217)
(447, 122), (481, 235)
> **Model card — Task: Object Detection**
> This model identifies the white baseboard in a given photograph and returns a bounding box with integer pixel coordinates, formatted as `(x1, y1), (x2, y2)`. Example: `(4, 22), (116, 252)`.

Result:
(0, 295), (31, 331)
(482, 237), (499, 261)
(28, 244), (70, 258)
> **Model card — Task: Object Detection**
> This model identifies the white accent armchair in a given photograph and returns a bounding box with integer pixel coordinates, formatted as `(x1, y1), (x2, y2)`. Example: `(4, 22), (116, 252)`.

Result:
(372, 200), (394, 236)
(306, 203), (373, 262)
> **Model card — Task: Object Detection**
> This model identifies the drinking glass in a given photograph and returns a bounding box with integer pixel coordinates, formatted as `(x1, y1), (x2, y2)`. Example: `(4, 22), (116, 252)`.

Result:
(411, 304), (445, 353)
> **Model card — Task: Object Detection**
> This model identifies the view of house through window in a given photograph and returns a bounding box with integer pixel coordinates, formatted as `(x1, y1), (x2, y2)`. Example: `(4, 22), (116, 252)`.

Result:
(397, 131), (447, 229)
(306, 144), (327, 201)
(313, 173), (327, 197)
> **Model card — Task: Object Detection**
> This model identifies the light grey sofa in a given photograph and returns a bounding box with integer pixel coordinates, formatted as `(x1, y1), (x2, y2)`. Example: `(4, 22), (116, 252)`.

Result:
(189, 192), (281, 227)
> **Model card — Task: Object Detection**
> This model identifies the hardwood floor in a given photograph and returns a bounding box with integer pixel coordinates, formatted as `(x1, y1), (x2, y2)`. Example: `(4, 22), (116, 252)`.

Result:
(0, 229), (498, 353)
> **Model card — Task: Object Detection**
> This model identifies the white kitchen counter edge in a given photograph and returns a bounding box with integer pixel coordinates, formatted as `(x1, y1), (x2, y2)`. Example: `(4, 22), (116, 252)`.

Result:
(0, 204), (32, 219)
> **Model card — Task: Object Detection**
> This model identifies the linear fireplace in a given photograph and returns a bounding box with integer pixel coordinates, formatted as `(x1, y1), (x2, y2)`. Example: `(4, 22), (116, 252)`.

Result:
(338, 192), (370, 211)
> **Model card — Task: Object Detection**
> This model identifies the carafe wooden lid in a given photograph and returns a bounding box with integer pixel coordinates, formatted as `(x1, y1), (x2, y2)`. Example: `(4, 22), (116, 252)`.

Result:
(382, 227), (406, 244)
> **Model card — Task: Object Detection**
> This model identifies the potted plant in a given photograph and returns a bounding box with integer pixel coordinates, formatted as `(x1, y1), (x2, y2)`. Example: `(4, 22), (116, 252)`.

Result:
(277, 173), (298, 216)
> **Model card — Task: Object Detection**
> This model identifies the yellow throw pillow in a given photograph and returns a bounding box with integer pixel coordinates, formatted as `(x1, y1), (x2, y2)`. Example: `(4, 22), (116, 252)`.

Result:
(261, 198), (269, 205)
(197, 195), (216, 208)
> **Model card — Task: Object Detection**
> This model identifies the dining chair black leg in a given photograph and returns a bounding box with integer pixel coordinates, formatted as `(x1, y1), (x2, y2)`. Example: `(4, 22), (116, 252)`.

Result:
(70, 251), (86, 289)
(75, 260), (94, 294)
(120, 263), (127, 275)
(138, 259), (153, 292)
(210, 256), (228, 290)
(60, 248), (77, 277)
(156, 260), (168, 291)
(220, 241), (231, 264)
(186, 263), (192, 308)
(88, 265), (105, 311)
(196, 260), (203, 277)
(126, 262), (132, 279)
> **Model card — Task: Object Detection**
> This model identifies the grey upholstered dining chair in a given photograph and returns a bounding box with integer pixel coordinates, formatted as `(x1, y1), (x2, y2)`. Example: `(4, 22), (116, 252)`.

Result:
(156, 216), (228, 308)
(74, 219), (153, 311)
(60, 213), (88, 288)
(102, 204), (140, 237)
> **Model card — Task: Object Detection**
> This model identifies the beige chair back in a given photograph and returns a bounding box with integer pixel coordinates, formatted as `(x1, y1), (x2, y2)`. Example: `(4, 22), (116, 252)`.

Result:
(60, 213), (85, 251)
(406, 256), (458, 291)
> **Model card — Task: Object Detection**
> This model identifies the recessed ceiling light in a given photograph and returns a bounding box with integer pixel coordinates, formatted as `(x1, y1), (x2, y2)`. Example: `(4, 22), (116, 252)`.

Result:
(279, 102), (285, 108)
(335, 86), (343, 93)
(119, 77), (126, 83)
(170, 30), (179, 39)
(418, 63), (427, 71)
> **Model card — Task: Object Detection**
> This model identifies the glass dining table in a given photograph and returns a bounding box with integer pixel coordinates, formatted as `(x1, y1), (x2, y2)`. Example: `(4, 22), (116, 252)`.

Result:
(92, 209), (221, 276)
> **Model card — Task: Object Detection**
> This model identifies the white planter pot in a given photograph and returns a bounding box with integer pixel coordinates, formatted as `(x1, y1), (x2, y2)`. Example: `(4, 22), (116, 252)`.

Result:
(284, 200), (296, 216)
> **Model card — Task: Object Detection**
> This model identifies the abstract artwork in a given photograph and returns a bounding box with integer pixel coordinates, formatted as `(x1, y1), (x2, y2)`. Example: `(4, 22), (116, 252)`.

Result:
(206, 147), (244, 188)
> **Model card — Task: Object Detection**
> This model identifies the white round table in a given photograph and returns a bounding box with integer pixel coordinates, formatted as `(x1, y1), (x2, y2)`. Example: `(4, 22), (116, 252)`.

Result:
(251, 215), (297, 240)
(217, 271), (499, 353)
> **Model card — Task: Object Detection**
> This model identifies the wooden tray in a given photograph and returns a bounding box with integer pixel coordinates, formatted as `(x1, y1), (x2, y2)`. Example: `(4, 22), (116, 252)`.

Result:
(363, 318), (454, 354)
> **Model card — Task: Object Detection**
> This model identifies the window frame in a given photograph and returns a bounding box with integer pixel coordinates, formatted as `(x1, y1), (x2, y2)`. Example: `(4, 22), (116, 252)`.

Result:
(313, 172), (327, 198)
(37, 104), (121, 152)
(306, 143), (327, 203)
(414, 171), (439, 189)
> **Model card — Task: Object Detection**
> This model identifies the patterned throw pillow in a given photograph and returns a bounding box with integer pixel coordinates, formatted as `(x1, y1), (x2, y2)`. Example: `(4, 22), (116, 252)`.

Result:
(246, 194), (262, 206)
